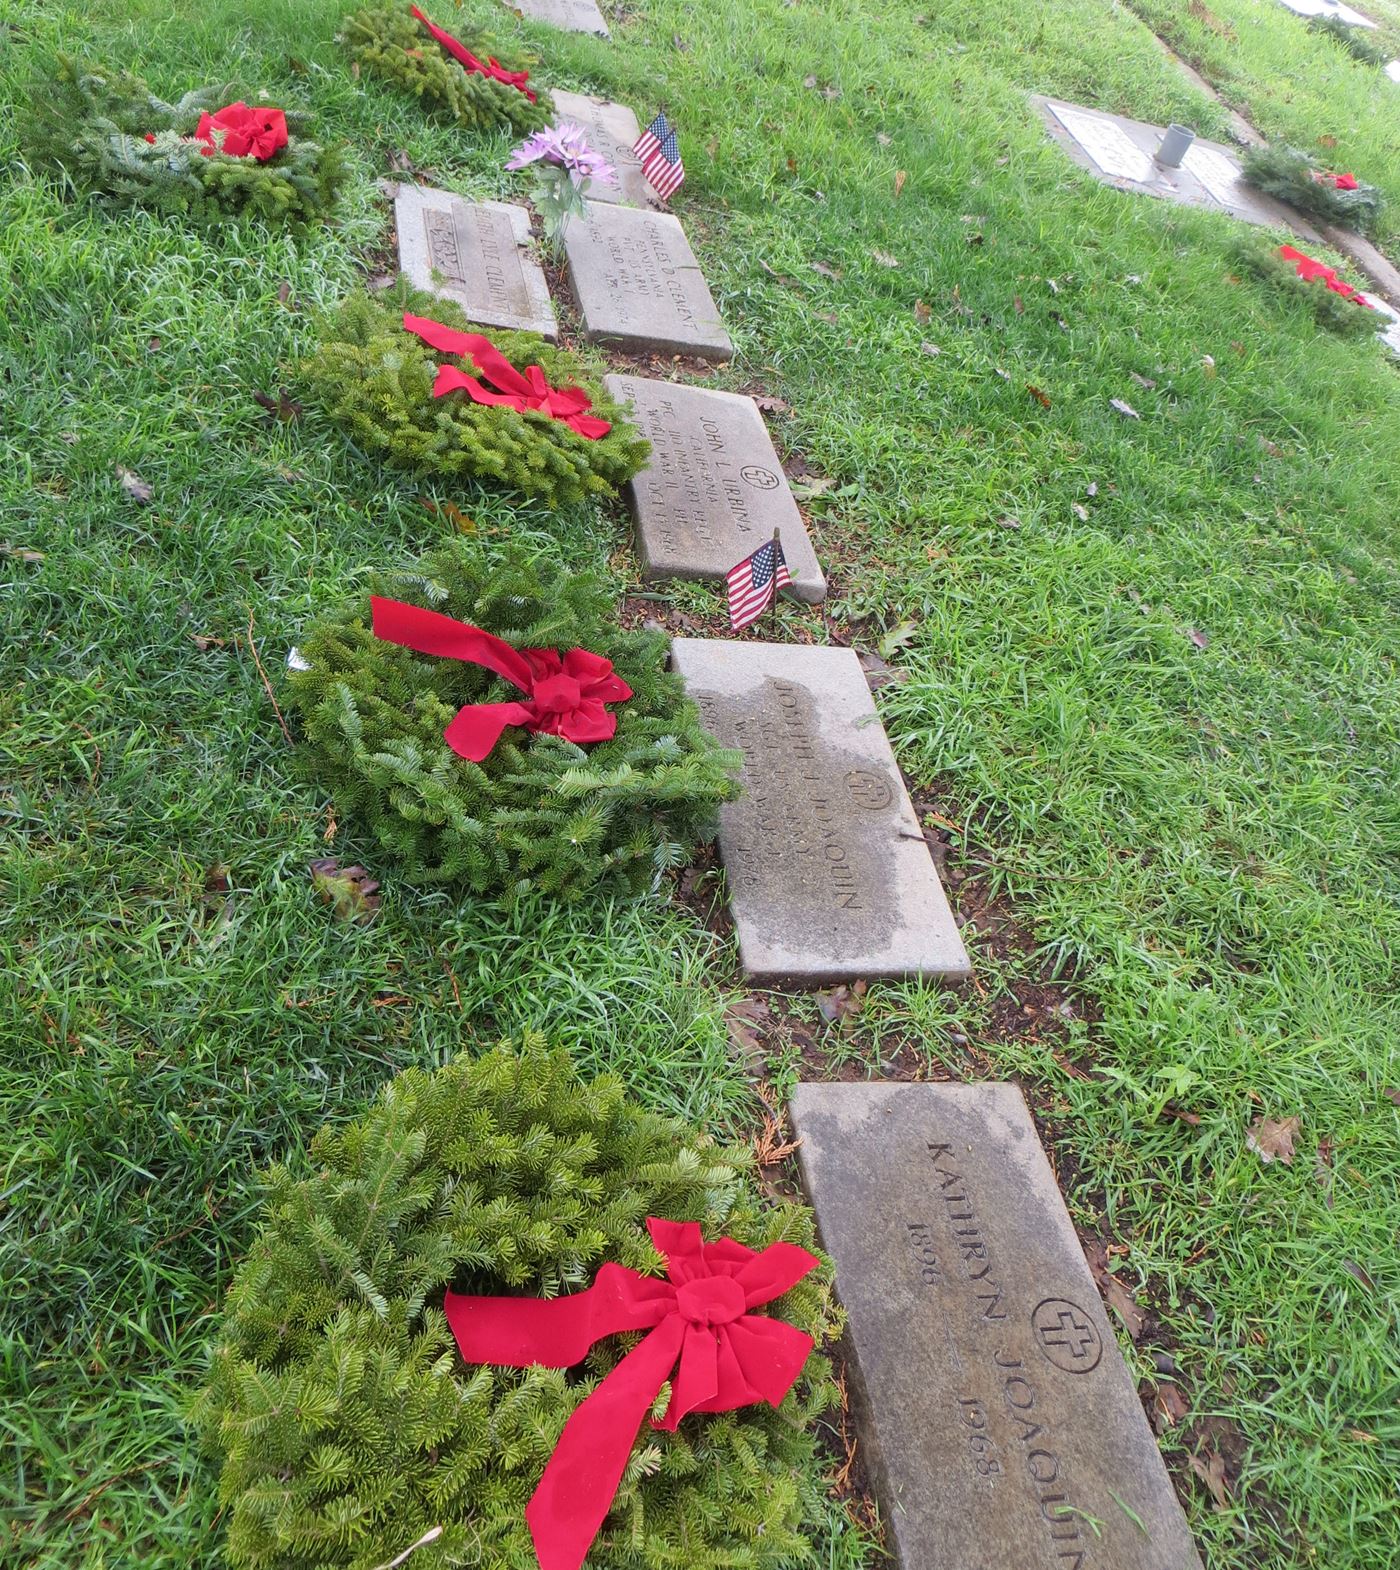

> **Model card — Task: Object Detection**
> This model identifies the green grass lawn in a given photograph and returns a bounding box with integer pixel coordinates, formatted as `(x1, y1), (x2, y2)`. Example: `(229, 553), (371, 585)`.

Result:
(3, 0), (1399, 1566)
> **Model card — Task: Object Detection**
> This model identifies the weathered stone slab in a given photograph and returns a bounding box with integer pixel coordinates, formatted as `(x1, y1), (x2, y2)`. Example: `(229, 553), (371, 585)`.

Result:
(789, 1082), (1204, 1570)
(1033, 97), (1322, 238)
(394, 186), (556, 340)
(604, 376), (826, 602)
(515, 0), (609, 33)
(670, 641), (969, 984)
(564, 203), (733, 360)
(1277, 0), (1375, 27)
(551, 90), (655, 208)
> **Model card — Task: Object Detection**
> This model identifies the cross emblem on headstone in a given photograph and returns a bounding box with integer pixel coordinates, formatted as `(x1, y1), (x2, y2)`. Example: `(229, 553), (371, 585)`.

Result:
(1039, 1306), (1096, 1360)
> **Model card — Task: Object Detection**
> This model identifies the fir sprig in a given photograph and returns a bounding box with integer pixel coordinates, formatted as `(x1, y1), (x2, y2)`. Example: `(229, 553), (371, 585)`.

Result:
(194, 1043), (840, 1570)
(282, 537), (740, 897)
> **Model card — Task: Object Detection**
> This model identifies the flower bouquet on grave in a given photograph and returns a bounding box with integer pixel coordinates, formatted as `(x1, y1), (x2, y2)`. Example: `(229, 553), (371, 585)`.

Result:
(281, 537), (740, 896)
(1240, 143), (1383, 234)
(195, 1042), (839, 1570)
(341, 4), (552, 136)
(507, 122), (617, 254)
(22, 56), (345, 227)
(301, 281), (649, 506)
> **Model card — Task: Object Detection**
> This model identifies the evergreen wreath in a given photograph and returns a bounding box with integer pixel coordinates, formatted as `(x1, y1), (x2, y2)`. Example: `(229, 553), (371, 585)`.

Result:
(1308, 14), (1390, 69)
(1240, 143), (1383, 235)
(282, 537), (740, 896)
(193, 1042), (839, 1570)
(1229, 236), (1380, 340)
(303, 283), (648, 506)
(23, 56), (345, 228)
(342, 5), (553, 136)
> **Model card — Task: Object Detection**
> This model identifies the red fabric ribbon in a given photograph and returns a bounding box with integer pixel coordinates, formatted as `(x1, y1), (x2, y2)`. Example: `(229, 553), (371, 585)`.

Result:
(445, 1217), (819, 1570)
(369, 595), (631, 761)
(1278, 244), (1374, 308)
(1333, 172), (1360, 191)
(195, 101), (288, 160)
(403, 313), (612, 440)
(410, 4), (537, 101)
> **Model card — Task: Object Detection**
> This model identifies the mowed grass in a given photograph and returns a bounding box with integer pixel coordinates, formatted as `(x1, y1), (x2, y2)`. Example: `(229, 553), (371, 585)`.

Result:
(2, 0), (1400, 1567)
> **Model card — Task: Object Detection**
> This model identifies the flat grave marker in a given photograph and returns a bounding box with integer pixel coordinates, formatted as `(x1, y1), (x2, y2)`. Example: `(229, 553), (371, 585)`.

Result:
(789, 1081), (1205, 1570)
(1034, 97), (1320, 236)
(551, 90), (655, 208)
(1276, 0), (1376, 26)
(564, 202), (734, 360)
(394, 186), (556, 339)
(670, 640), (969, 984)
(514, 0), (609, 34)
(604, 375), (826, 600)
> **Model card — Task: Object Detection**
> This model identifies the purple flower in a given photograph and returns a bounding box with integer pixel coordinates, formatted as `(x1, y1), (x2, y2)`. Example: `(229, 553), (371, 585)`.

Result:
(506, 122), (618, 187)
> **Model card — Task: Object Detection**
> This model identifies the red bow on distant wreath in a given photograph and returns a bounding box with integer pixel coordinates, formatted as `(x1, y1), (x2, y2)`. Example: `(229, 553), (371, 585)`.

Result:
(1278, 244), (1374, 308)
(370, 596), (631, 761)
(1333, 172), (1360, 191)
(196, 101), (288, 160)
(410, 4), (538, 101)
(445, 1217), (819, 1570)
(402, 313), (612, 440)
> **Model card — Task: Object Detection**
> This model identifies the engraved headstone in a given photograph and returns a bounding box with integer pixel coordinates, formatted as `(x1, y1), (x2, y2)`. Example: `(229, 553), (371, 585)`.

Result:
(515, 0), (610, 33)
(551, 90), (654, 208)
(604, 376), (826, 601)
(564, 203), (734, 360)
(670, 640), (969, 984)
(1035, 98), (1320, 236)
(789, 1082), (1205, 1570)
(394, 186), (557, 339)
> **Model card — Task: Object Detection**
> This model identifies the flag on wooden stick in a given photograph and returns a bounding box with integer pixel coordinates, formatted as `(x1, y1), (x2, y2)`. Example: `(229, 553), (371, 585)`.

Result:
(727, 532), (790, 631)
(633, 111), (685, 201)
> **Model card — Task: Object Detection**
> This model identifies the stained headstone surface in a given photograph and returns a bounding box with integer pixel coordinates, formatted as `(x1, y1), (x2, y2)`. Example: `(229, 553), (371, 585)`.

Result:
(789, 1082), (1205, 1570)
(394, 186), (556, 339)
(551, 91), (655, 208)
(605, 376), (826, 601)
(564, 203), (733, 360)
(1034, 97), (1321, 236)
(1276, 0), (1375, 26)
(515, 0), (609, 34)
(670, 640), (969, 984)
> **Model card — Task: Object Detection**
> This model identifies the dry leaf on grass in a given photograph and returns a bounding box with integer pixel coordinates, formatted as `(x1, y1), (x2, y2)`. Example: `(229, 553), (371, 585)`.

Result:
(2, 544), (45, 563)
(1342, 1260), (1375, 1291)
(309, 859), (382, 924)
(914, 299), (932, 324)
(1152, 1383), (1189, 1433)
(810, 260), (842, 279)
(1129, 370), (1157, 389)
(253, 389), (303, 423)
(116, 466), (153, 504)
(1247, 1113), (1300, 1165)
(816, 980), (867, 1030)
(1027, 384), (1052, 409)
(753, 395), (791, 413)
(920, 341), (941, 356)
(871, 249), (900, 268)
(1188, 1449), (1231, 1511)
(1085, 1244), (1145, 1340)
(894, 169), (907, 198)
(1110, 398), (1140, 420)
(1186, 628), (1210, 650)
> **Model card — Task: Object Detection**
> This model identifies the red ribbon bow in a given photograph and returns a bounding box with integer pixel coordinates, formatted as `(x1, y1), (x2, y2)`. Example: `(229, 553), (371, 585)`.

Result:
(410, 4), (538, 101)
(370, 595), (632, 761)
(445, 1217), (819, 1570)
(195, 101), (288, 160)
(403, 313), (612, 440)
(1278, 244), (1374, 308)
(1333, 172), (1360, 191)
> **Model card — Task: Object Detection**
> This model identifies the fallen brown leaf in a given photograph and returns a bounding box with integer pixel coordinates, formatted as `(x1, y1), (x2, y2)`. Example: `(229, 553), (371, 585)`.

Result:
(309, 858), (382, 924)
(1186, 627), (1210, 650)
(1382, 1088), (1400, 1107)
(253, 389), (303, 423)
(919, 341), (941, 356)
(1188, 1449), (1231, 1511)
(116, 466), (153, 504)
(1129, 370), (1157, 389)
(1246, 1112), (1300, 1165)
(1072, 502), (1089, 522)
(2, 543), (45, 563)
(1153, 1383), (1189, 1433)
(871, 249), (900, 268)
(876, 132), (892, 146)
(189, 634), (227, 652)
(810, 260), (842, 279)
(1085, 1245), (1145, 1340)
(421, 497), (475, 533)
(753, 394), (791, 413)
(277, 281), (293, 307)
(1315, 1134), (1334, 1209)
(1110, 398), (1140, 420)
(816, 980), (867, 1030)
(1343, 1260), (1375, 1291)
(1027, 383), (1052, 409)
(914, 299), (932, 324)
(894, 168), (907, 198)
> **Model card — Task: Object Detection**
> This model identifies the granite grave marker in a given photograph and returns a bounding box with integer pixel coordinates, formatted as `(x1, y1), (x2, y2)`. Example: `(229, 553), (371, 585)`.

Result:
(605, 375), (826, 600)
(789, 1082), (1204, 1570)
(551, 90), (655, 208)
(670, 640), (969, 984)
(394, 186), (557, 339)
(514, 0), (609, 34)
(564, 203), (734, 360)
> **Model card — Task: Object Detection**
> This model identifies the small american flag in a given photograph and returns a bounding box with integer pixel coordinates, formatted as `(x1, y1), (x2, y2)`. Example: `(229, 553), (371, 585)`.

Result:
(633, 111), (685, 201)
(727, 535), (790, 631)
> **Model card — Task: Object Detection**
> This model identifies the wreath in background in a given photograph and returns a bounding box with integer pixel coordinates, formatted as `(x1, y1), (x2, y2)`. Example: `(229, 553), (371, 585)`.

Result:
(24, 57), (345, 227)
(342, 5), (553, 136)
